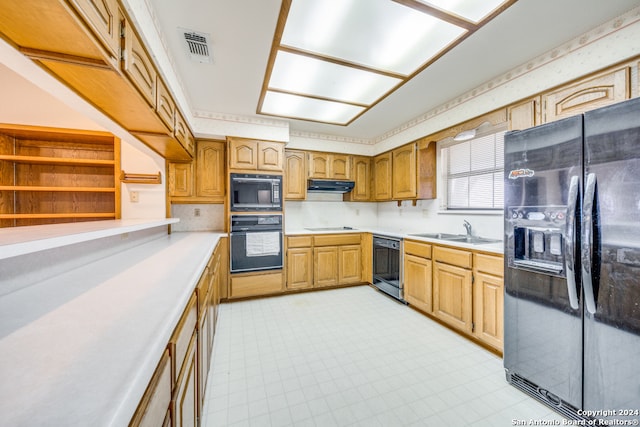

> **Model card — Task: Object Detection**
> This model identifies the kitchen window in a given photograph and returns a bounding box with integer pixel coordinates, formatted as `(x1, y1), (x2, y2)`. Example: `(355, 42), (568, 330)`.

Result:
(441, 128), (505, 210)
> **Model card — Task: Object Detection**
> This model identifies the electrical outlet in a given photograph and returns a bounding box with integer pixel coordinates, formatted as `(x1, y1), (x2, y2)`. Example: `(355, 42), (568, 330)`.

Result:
(194, 208), (201, 217)
(129, 191), (139, 203)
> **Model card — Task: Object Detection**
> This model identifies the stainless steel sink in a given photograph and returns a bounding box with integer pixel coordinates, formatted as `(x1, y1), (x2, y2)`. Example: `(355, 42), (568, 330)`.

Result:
(409, 233), (501, 245)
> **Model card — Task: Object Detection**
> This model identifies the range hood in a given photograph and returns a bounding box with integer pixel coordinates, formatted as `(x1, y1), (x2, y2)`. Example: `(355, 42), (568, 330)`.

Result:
(307, 179), (355, 193)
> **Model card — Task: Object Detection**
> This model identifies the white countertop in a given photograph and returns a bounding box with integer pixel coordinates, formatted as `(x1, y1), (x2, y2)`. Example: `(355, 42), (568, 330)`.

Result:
(286, 227), (504, 254)
(0, 231), (223, 427)
(0, 218), (179, 260)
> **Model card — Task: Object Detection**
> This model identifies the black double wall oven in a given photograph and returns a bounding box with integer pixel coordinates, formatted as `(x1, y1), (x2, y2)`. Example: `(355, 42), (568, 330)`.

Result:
(229, 173), (283, 273)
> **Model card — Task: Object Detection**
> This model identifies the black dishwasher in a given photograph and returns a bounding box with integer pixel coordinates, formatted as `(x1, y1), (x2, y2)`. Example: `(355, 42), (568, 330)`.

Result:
(372, 235), (404, 302)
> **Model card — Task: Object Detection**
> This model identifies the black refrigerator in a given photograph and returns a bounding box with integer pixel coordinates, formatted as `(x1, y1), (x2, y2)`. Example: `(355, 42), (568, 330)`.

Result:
(503, 96), (640, 422)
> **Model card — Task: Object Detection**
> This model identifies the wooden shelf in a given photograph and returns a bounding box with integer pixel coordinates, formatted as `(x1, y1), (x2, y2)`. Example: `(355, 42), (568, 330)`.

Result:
(1, 124), (121, 227)
(0, 186), (116, 192)
(0, 213), (116, 219)
(0, 155), (115, 167)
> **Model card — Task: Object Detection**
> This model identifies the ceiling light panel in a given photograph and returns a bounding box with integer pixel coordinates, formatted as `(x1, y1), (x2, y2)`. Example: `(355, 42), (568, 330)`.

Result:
(281, 0), (467, 76)
(261, 91), (365, 124)
(417, 0), (509, 23)
(269, 51), (402, 105)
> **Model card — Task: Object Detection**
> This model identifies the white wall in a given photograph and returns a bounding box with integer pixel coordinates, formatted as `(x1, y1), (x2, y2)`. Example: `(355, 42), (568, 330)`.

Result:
(285, 193), (378, 231)
(120, 140), (167, 219)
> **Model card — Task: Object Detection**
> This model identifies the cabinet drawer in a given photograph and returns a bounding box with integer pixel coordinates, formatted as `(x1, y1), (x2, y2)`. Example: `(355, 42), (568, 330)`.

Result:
(313, 234), (360, 246)
(287, 235), (313, 248)
(433, 246), (472, 269)
(230, 272), (283, 298)
(474, 253), (504, 277)
(130, 349), (172, 427)
(170, 293), (197, 384)
(404, 240), (432, 259)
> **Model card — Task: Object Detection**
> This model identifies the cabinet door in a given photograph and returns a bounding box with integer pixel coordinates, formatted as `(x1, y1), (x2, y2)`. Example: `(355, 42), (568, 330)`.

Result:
(346, 156), (371, 201)
(287, 247), (313, 290)
(373, 153), (392, 201)
(174, 333), (198, 427)
(308, 153), (329, 179)
(433, 261), (473, 333)
(68, 0), (120, 61)
(542, 67), (629, 123)
(168, 162), (194, 197)
(229, 139), (258, 170)
(257, 141), (284, 171)
(196, 141), (225, 200)
(473, 271), (504, 351)
(122, 20), (157, 107)
(174, 111), (195, 156)
(130, 350), (172, 427)
(156, 79), (176, 132)
(330, 154), (350, 180)
(338, 245), (361, 284)
(404, 254), (432, 313)
(284, 150), (307, 200)
(392, 143), (416, 199)
(508, 97), (541, 131)
(198, 311), (210, 410)
(314, 246), (338, 287)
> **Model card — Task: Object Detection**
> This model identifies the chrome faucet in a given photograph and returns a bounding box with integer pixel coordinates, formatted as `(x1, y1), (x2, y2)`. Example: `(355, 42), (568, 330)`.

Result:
(463, 220), (473, 237)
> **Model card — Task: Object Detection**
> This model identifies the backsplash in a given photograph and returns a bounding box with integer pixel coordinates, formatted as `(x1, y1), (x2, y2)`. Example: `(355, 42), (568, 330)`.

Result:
(285, 198), (377, 231)
(171, 204), (225, 231)
(285, 198), (503, 239)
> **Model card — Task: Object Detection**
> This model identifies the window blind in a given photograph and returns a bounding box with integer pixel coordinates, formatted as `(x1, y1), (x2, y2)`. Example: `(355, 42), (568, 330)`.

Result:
(443, 131), (505, 209)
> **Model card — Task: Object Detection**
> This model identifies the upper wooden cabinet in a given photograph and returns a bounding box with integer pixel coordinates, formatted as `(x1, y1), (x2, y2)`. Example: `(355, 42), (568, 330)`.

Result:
(0, 0), (118, 66)
(508, 96), (541, 131)
(373, 153), (392, 201)
(68, 0), (120, 63)
(168, 140), (225, 203)
(308, 153), (351, 180)
(228, 138), (284, 172)
(344, 156), (371, 202)
(0, 2), (195, 161)
(122, 19), (157, 107)
(542, 66), (630, 123)
(284, 150), (307, 200)
(392, 144), (417, 199)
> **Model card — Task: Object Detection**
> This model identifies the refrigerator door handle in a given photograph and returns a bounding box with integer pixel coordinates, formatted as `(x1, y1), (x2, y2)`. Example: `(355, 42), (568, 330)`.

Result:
(564, 175), (580, 310)
(582, 172), (597, 314)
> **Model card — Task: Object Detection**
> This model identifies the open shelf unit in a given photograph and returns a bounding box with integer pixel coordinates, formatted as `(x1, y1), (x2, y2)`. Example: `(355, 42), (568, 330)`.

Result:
(0, 124), (121, 227)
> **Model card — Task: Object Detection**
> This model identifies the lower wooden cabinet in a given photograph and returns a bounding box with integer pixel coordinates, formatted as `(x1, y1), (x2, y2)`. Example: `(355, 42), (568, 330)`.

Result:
(230, 271), (284, 298)
(314, 246), (339, 287)
(287, 247), (314, 290)
(432, 246), (474, 334)
(338, 245), (362, 284)
(174, 332), (198, 427)
(130, 350), (172, 427)
(473, 253), (504, 351)
(433, 261), (473, 334)
(404, 253), (433, 313)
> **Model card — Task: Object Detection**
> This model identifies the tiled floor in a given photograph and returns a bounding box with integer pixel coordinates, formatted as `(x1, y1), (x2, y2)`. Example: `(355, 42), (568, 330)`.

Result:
(201, 285), (563, 426)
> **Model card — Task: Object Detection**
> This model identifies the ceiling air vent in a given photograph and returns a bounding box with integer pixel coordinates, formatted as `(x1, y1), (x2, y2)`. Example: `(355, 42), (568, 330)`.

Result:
(180, 28), (212, 64)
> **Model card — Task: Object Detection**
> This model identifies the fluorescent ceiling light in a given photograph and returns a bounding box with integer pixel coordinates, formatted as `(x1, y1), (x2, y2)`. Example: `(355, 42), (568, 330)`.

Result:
(258, 0), (515, 126)
(416, 0), (508, 23)
(269, 51), (402, 105)
(261, 91), (366, 124)
(281, 0), (465, 75)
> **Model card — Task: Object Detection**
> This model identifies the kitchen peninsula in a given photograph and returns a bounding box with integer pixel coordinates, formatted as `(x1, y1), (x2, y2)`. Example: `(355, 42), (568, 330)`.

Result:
(0, 220), (226, 426)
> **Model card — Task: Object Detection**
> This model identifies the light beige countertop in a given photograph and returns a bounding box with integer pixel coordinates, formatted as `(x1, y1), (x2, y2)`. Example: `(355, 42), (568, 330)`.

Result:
(0, 230), (223, 427)
(0, 218), (179, 260)
(285, 227), (504, 254)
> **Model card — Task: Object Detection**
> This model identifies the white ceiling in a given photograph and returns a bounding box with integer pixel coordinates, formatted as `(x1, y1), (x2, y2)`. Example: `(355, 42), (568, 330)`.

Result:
(144, 0), (639, 142)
